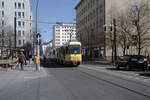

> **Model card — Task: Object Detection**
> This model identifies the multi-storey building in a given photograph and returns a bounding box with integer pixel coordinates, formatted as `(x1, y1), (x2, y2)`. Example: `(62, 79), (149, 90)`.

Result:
(53, 22), (76, 48)
(75, 0), (105, 59)
(75, 0), (150, 60)
(0, 0), (32, 48)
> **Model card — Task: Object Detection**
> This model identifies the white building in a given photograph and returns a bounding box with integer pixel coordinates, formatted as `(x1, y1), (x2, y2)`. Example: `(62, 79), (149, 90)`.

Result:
(0, 0), (32, 48)
(53, 22), (76, 48)
(41, 40), (53, 55)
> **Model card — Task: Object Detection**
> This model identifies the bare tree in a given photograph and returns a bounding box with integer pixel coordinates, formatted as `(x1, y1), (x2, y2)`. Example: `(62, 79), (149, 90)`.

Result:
(109, 0), (150, 56)
(127, 1), (150, 55)
(116, 11), (133, 55)
(0, 18), (15, 59)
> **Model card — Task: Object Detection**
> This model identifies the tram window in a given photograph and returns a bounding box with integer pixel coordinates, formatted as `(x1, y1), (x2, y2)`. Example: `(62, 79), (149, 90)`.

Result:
(70, 45), (80, 54)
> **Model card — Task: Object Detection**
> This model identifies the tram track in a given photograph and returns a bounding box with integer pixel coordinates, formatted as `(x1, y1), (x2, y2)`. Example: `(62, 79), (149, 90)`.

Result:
(78, 67), (150, 99)
(80, 65), (150, 87)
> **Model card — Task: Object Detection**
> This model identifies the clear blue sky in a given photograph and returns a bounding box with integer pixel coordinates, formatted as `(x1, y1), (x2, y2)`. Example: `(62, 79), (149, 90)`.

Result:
(30, 0), (80, 43)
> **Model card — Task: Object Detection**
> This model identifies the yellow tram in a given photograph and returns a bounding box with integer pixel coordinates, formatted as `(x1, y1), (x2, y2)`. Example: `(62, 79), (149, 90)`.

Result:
(56, 41), (82, 67)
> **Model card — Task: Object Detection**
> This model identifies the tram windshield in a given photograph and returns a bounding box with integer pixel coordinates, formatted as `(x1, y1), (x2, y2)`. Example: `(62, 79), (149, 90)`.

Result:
(70, 45), (80, 54)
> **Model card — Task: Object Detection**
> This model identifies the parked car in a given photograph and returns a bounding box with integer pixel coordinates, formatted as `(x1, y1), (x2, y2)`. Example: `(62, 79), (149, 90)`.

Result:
(116, 55), (148, 70)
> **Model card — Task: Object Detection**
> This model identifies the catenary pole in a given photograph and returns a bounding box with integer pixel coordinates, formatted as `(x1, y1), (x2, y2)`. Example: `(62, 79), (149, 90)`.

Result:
(36, 0), (40, 71)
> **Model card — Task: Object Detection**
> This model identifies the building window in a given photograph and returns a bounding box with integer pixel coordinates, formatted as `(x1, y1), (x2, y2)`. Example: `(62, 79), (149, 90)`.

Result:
(15, 2), (17, 8)
(18, 12), (21, 18)
(2, 1), (4, 8)
(18, 30), (21, 37)
(22, 12), (24, 18)
(22, 3), (24, 9)
(15, 12), (17, 17)
(18, 3), (21, 9)
(23, 40), (25, 45)
(22, 22), (25, 27)
(19, 40), (21, 45)
(2, 20), (4, 26)
(18, 21), (21, 27)
(2, 29), (4, 37)
(22, 30), (25, 36)
(2, 11), (4, 17)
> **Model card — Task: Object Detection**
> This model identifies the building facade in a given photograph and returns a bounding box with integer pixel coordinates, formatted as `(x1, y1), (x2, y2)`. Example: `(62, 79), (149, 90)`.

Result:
(0, 0), (32, 48)
(53, 22), (76, 48)
(75, 0), (105, 59)
(75, 0), (150, 60)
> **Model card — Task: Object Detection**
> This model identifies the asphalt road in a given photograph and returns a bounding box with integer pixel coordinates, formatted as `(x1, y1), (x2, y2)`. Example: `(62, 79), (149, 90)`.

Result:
(43, 62), (150, 100)
(1, 62), (150, 100)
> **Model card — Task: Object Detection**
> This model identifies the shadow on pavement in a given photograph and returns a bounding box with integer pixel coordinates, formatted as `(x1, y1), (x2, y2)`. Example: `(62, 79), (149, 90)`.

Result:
(139, 72), (150, 77)
(41, 61), (75, 68)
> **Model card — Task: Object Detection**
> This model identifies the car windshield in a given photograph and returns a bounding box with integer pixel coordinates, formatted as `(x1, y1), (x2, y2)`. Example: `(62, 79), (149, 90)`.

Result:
(138, 56), (145, 60)
(120, 56), (130, 60)
(70, 45), (80, 54)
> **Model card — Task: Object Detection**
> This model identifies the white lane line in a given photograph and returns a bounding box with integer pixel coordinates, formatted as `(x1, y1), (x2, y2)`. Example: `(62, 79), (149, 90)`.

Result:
(24, 76), (39, 79)
(135, 77), (140, 80)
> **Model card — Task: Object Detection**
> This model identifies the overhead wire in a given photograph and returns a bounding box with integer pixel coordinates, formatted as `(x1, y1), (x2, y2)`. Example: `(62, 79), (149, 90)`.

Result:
(16, 18), (57, 25)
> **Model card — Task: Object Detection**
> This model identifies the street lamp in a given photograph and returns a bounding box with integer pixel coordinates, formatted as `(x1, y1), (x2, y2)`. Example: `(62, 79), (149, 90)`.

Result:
(35, 0), (41, 71)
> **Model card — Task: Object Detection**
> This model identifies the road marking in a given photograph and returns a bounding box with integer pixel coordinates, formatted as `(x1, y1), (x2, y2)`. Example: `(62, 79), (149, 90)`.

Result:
(143, 79), (148, 82)
(135, 77), (140, 80)
(24, 76), (39, 79)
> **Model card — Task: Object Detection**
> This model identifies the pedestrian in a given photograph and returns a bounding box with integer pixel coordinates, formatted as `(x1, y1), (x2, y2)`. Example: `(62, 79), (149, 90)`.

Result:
(18, 52), (26, 70)
(43, 55), (46, 65)
(29, 54), (32, 64)
(34, 55), (39, 65)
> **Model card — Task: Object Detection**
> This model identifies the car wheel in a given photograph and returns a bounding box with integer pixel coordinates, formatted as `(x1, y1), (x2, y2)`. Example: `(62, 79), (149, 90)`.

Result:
(116, 64), (120, 70)
(125, 64), (130, 71)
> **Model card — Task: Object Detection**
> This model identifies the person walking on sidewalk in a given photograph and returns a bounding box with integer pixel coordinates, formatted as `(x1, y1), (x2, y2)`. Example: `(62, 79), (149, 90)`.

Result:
(19, 52), (26, 70)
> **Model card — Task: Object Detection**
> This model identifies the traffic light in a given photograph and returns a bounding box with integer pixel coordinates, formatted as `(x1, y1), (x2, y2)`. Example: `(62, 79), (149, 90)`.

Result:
(126, 42), (130, 49)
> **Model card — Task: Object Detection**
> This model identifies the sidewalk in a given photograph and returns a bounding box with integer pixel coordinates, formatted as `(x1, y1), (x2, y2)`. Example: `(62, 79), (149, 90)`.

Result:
(0, 63), (47, 100)
(0, 63), (74, 100)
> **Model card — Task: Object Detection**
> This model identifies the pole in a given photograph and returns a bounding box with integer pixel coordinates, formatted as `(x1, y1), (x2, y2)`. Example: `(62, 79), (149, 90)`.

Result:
(113, 19), (117, 62)
(37, 34), (40, 70)
(36, 0), (40, 71)
(14, 17), (17, 49)
(88, 29), (89, 61)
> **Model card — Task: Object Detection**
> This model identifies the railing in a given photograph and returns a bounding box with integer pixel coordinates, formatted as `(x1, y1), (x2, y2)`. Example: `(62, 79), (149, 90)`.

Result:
(0, 59), (17, 70)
